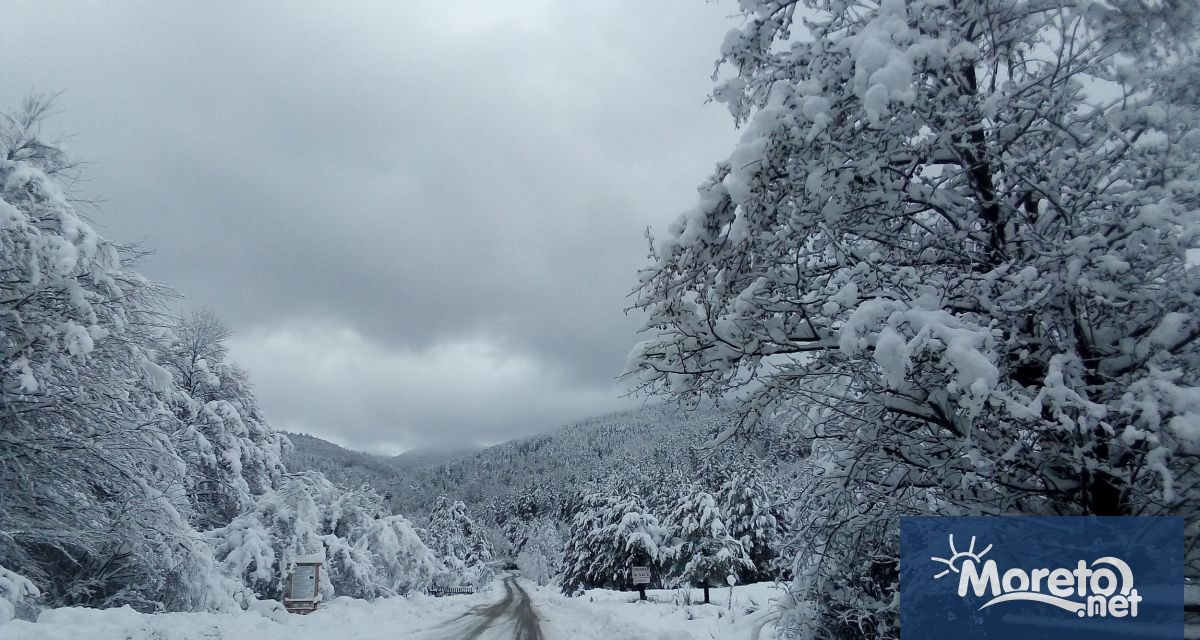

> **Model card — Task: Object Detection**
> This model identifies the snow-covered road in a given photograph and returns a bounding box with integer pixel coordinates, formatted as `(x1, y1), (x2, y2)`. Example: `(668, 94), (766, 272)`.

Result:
(426, 576), (544, 640)
(3, 579), (782, 640)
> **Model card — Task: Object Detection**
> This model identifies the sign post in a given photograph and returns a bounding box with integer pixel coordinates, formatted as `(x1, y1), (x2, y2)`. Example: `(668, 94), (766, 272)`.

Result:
(284, 561), (322, 614)
(632, 565), (651, 601)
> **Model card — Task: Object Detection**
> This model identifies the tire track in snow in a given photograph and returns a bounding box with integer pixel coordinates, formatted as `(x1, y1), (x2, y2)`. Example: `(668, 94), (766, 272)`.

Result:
(430, 575), (543, 640)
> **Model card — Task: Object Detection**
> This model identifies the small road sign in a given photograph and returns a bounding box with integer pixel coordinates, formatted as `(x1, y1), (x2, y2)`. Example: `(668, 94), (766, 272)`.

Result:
(632, 565), (651, 601)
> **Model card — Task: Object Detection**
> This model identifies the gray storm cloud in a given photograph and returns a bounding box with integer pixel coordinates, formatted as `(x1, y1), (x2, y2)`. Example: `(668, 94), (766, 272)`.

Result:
(1, 0), (741, 451)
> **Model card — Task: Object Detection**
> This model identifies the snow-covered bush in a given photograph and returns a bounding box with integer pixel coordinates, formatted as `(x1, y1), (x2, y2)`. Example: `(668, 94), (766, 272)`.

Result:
(0, 565), (39, 623)
(353, 515), (443, 596)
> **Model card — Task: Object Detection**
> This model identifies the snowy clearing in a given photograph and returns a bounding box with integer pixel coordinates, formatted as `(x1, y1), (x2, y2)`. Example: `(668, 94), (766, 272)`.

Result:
(2, 578), (784, 640)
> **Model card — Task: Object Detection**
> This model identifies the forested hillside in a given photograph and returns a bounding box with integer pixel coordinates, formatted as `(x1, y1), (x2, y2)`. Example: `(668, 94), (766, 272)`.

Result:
(285, 404), (809, 594)
(285, 404), (805, 520)
(284, 432), (400, 477)
(282, 433), (477, 503)
(390, 405), (787, 513)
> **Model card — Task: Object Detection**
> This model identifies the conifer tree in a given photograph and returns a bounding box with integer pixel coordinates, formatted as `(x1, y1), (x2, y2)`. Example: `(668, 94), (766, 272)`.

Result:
(427, 497), (494, 587)
(716, 467), (782, 583)
(560, 493), (665, 593)
(665, 490), (750, 603)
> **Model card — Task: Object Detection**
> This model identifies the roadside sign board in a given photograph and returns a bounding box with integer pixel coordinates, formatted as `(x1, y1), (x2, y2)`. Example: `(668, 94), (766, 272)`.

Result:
(632, 566), (651, 585)
(285, 561), (322, 614)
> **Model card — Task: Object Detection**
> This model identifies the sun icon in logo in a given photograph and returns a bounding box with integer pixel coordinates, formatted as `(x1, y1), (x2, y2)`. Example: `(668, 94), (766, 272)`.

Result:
(930, 534), (992, 580)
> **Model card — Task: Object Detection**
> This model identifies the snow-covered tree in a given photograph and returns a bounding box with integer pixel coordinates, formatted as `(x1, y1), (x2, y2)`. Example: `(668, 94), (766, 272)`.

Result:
(344, 511), (444, 599)
(498, 483), (549, 555)
(560, 492), (666, 594)
(162, 311), (287, 529)
(716, 467), (782, 583)
(162, 309), (231, 401)
(426, 497), (494, 587)
(0, 98), (238, 612)
(207, 472), (441, 601)
(515, 519), (564, 586)
(626, 1), (1200, 635)
(664, 490), (750, 603)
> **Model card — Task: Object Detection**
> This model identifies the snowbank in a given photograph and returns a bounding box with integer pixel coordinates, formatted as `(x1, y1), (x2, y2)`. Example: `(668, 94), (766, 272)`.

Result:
(531, 581), (785, 640)
(1, 588), (496, 640)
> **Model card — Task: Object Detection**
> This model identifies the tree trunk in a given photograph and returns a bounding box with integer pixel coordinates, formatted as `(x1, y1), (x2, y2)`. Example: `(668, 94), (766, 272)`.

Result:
(703, 581), (710, 604)
(1089, 472), (1125, 516)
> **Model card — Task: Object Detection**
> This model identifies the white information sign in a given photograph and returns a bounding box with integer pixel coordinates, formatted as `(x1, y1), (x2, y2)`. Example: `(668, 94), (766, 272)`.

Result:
(632, 566), (651, 585)
(289, 564), (318, 601)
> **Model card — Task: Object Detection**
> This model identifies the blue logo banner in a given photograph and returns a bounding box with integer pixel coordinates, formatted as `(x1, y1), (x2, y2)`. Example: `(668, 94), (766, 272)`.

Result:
(900, 516), (1182, 638)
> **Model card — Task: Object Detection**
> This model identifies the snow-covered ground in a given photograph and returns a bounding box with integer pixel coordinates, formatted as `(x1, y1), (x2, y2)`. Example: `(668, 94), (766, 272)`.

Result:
(533, 582), (783, 640)
(1, 579), (784, 640)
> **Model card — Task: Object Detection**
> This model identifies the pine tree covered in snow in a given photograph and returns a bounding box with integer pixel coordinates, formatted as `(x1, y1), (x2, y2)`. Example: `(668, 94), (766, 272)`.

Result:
(560, 492), (666, 593)
(664, 490), (751, 603)
(426, 497), (494, 587)
(626, 1), (1200, 635)
(498, 483), (548, 555)
(716, 466), (782, 583)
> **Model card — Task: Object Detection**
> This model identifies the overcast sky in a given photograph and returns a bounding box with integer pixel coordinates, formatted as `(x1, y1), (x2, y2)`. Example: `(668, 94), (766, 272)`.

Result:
(2, 1), (742, 454)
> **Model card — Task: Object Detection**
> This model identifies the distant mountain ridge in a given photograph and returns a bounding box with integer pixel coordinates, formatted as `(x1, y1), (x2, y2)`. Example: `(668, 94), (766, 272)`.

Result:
(282, 433), (481, 499)
(394, 445), (485, 469)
